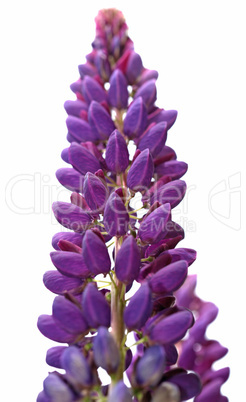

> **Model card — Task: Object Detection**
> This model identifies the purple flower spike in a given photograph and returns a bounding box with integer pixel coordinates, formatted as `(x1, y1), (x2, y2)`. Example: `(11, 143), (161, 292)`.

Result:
(108, 69), (128, 109)
(66, 116), (95, 143)
(61, 346), (93, 387)
(37, 315), (75, 343)
(43, 373), (74, 402)
(138, 121), (168, 158)
(135, 79), (157, 110)
(93, 326), (120, 374)
(123, 97), (148, 138)
(52, 295), (88, 334)
(115, 235), (141, 284)
(68, 142), (101, 175)
(103, 192), (129, 236)
(135, 345), (166, 387)
(82, 75), (107, 104)
(105, 129), (129, 173)
(124, 282), (153, 330)
(50, 251), (90, 278)
(149, 309), (194, 344)
(43, 271), (83, 295)
(46, 346), (67, 369)
(150, 180), (187, 209)
(108, 381), (132, 402)
(82, 230), (111, 275)
(56, 168), (84, 193)
(127, 149), (154, 191)
(126, 51), (143, 84)
(88, 100), (115, 140)
(155, 160), (188, 180)
(82, 283), (110, 328)
(83, 172), (108, 213)
(52, 201), (92, 232)
(149, 260), (188, 294)
(138, 203), (171, 244)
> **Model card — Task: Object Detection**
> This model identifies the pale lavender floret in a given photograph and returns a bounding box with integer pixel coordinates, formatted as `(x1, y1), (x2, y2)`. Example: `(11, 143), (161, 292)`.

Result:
(138, 121), (168, 158)
(138, 203), (171, 244)
(83, 172), (108, 213)
(93, 327), (120, 373)
(150, 180), (187, 209)
(52, 232), (84, 250)
(82, 75), (107, 104)
(61, 346), (93, 387)
(43, 271), (83, 295)
(82, 230), (111, 275)
(46, 346), (67, 369)
(82, 283), (110, 328)
(123, 97), (148, 138)
(108, 69), (128, 109)
(88, 100), (115, 140)
(155, 160), (188, 180)
(52, 295), (88, 334)
(37, 315), (75, 343)
(125, 51), (143, 84)
(127, 149), (154, 191)
(66, 116), (95, 142)
(108, 381), (132, 402)
(43, 373), (75, 402)
(105, 129), (129, 173)
(134, 79), (157, 110)
(56, 168), (84, 193)
(124, 282), (153, 330)
(68, 142), (101, 175)
(135, 345), (166, 387)
(115, 235), (141, 284)
(149, 260), (188, 294)
(103, 192), (129, 236)
(64, 100), (88, 117)
(50, 251), (91, 278)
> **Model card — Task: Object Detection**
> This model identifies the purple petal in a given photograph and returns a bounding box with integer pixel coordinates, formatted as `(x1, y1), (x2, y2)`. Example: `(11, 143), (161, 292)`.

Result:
(194, 379), (224, 402)
(108, 69), (128, 109)
(150, 180), (187, 209)
(124, 282), (153, 330)
(68, 142), (101, 175)
(61, 346), (93, 387)
(149, 260), (188, 294)
(37, 391), (50, 402)
(154, 145), (177, 166)
(149, 309), (194, 344)
(37, 314), (75, 343)
(52, 201), (92, 232)
(135, 345), (166, 387)
(78, 62), (97, 78)
(115, 235), (141, 284)
(175, 275), (197, 309)
(108, 381), (132, 402)
(169, 372), (202, 400)
(103, 192), (129, 236)
(126, 51), (143, 84)
(155, 160), (188, 180)
(83, 172), (108, 213)
(43, 373), (74, 402)
(164, 344), (178, 366)
(56, 168), (84, 193)
(138, 69), (159, 86)
(66, 116), (95, 142)
(134, 79), (157, 111)
(105, 129), (129, 173)
(189, 302), (219, 342)
(123, 97), (148, 138)
(88, 100), (115, 140)
(82, 230), (111, 275)
(138, 122), (168, 158)
(61, 148), (69, 163)
(64, 99), (88, 117)
(52, 232), (84, 250)
(148, 108), (178, 130)
(82, 283), (110, 328)
(46, 346), (67, 369)
(70, 79), (82, 95)
(93, 327), (120, 373)
(43, 270), (83, 294)
(50, 251), (91, 278)
(52, 295), (88, 334)
(94, 49), (111, 81)
(127, 149), (154, 191)
(138, 203), (171, 244)
(82, 75), (107, 104)
(167, 248), (197, 266)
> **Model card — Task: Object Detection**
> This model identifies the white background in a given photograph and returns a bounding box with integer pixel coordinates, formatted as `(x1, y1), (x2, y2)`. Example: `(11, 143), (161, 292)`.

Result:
(1, 1), (245, 400)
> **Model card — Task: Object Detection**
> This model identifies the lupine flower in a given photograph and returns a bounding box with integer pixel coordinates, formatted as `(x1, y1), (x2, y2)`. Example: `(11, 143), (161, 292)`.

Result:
(37, 8), (229, 401)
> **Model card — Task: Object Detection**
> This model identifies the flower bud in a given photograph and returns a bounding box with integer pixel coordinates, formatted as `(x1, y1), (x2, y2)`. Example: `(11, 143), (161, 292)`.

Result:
(78, 62), (97, 78)
(82, 230), (111, 275)
(108, 69), (128, 109)
(148, 108), (178, 130)
(103, 192), (129, 236)
(66, 115), (95, 142)
(135, 79), (157, 111)
(138, 203), (171, 244)
(82, 283), (110, 328)
(154, 145), (177, 166)
(115, 235), (141, 284)
(43, 270), (83, 295)
(83, 172), (108, 213)
(46, 346), (67, 369)
(37, 314), (75, 343)
(126, 51), (143, 84)
(88, 100), (115, 140)
(124, 282), (153, 330)
(50, 251), (90, 278)
(43, 373), (75, 402)
(123, 97), (147, 138)
(155, 160), (188, 180)
(138, 121), (168, 158)
(61, 346), (93, 387)
(149, 260), (188, 294)
(82, 75), (107, 104)
(52, 201), (92, 232)
(93, 327), (120, 373)
(56, 168), (84, 193)
(168, 372), (202, 401)
(68, 142), (101, 175)
(127, 149), (154, 191)
(52, 232), (83, 250)
(64, 99), (88, 117)
(135, 345), (166, 387)
(105, 129), (129, 173)
(108, 381), (132, 402)
(150, 180), (187, 209)
(52, 295), (88, 334)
